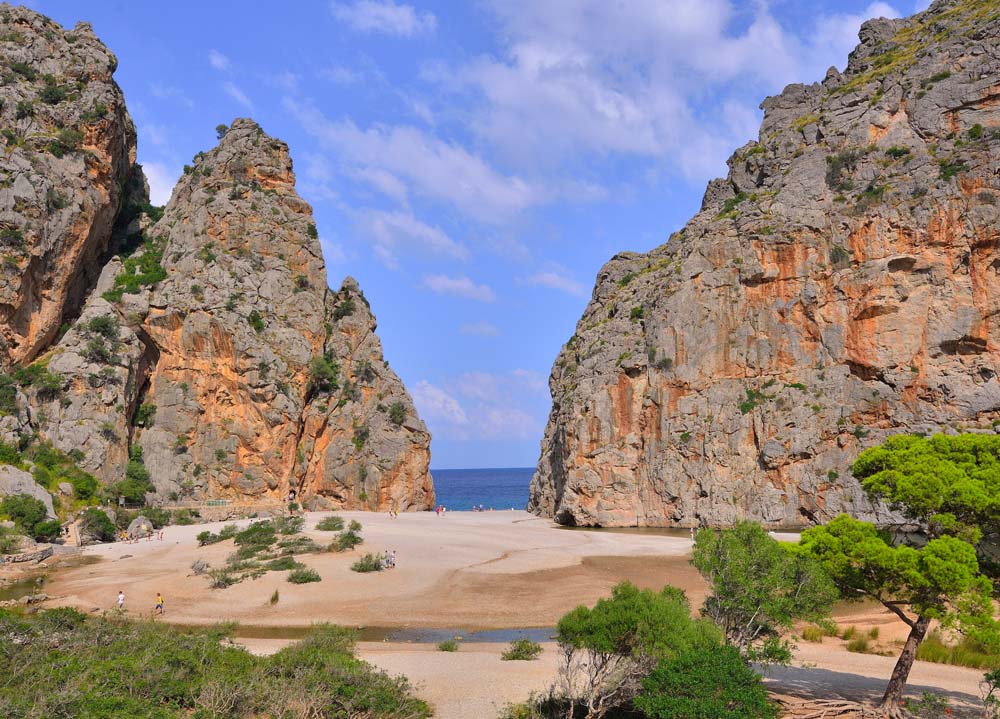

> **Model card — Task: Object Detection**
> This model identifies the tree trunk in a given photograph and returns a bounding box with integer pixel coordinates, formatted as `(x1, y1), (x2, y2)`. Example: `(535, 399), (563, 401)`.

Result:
(878, 615), (930, 716)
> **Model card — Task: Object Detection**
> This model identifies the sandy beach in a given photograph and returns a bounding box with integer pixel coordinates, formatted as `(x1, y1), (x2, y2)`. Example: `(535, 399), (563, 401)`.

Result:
(42, 510), (986, 719)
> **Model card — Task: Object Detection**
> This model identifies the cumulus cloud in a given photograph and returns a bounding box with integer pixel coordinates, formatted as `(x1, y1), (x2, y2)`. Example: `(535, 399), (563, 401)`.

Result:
(358, 210), (468, 268)
(414, 371), (548, 442)
(460, 321), (501, 337)
(285, 99), (541, 223)
(421, 275), (496, 303)
(222, 82), (253, 110)
(208, 49), (230, 71)
(423, 0), (902, 183)
(411, 380), (469, 428)
(331, 0), (436, 35)
(141, 161), (178, 206)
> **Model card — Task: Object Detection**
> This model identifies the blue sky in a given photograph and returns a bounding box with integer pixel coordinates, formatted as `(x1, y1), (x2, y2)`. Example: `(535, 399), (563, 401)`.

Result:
(37, 0), (931, 469)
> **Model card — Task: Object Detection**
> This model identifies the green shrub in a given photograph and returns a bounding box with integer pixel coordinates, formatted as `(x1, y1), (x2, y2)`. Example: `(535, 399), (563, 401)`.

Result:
(10, 61), (36, 80)
(133, 402), (156, 427)
(0, 526), (22, 553)
(438, 639), (459, 652)
(273, 515), (303, 535)
(267, 556), (303, 571)
(80, 508), (115, 542)
(389, 402), (406, 426)
(234, 521), (276, 549)
(101, 235), (167, 302)
(352, 423), (369, 451)
(939, 158), (968, 180)
(335, 528), (363, 551)
(351, 553), (384, 573)
(287, 566), (321, 583)
(629, 306), (644, 321)
(316, 515), (345, 532)
(14, 100), (33, 119)
(47, 128), (84, 158)
(1, 494), (47, 533)
(247, 310), (264, 333)
(39, 80), (66, 105)
(12, 363), (63, 400)
(969, 124), (985, 140)
(215, 123), (228, 139)
(0, 614), (429, 718)
(825, 149), (860, 191)
(501, 638), (542, 661)
(916, 630), (1000, 669)
(846, 636), (871, 653)
(32, 519), (61, 542)
(333, 297), (356, 320)
(635, 644), (777, 719)
(309, 354), (339, 394)
(801, 625), (825, 642)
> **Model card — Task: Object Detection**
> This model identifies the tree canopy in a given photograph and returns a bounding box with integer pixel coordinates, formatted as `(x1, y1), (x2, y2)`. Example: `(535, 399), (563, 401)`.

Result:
(692, 522), (837, 665)
(801, 433), (1000, 715)
(852, 433), (1000, 544)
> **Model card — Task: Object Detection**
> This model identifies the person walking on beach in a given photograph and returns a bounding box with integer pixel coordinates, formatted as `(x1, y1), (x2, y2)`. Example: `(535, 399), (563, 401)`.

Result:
(383, 550), (391, 569)
(155, 592), (164, 615)
(117, 590), (125, 611)
(390, 549), (396, 569)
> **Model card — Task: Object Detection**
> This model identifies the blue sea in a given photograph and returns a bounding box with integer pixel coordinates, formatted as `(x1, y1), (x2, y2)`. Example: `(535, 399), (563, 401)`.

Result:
(430, 467), (533, 511)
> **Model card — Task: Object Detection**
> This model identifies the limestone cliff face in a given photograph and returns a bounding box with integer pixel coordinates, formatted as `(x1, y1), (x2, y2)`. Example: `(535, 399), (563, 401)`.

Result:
(0, 6), (433, 511)
(531, 0), (1000, 528)
(0, 4), (137, 367)
(106, 119), (431, 510)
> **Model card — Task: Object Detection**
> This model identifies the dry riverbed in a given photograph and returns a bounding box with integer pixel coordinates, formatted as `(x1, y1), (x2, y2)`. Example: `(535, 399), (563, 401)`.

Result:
(40, 510), (985, 718)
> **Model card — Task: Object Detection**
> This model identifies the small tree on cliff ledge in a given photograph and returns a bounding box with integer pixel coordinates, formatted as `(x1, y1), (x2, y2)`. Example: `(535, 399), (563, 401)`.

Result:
(802, 433), (1000, 718)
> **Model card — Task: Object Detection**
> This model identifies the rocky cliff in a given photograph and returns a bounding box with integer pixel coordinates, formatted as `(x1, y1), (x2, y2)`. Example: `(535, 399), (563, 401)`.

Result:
(0, 8), (433, 511)
(530, 0), (1000, 528)
(0, 3), (138, 368)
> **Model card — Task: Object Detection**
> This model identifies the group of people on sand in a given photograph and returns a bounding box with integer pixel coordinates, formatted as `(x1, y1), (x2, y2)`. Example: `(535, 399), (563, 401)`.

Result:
(434, 505), (448, 515)
(115, 590), (164, 615)
(382, 549), (397, 569)
(118, 530), (164, 544)
(470, 504), (494, 512)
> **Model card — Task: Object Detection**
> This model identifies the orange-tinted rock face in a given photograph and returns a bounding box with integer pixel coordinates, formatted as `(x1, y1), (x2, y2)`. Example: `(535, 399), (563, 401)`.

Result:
(531, 2), (1000, 527)
(0, 9), (433, 508)
(119, 120), (433, 510)
(0, 5), (137, 368)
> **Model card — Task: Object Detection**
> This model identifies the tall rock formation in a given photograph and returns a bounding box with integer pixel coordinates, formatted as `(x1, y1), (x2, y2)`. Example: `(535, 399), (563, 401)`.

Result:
(530, 0), (1000, 528)
(0, 3), (138, 367)
(0, 7), (433, 511)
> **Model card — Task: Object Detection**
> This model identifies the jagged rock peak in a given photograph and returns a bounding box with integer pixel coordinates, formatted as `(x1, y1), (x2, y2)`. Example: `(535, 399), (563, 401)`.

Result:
(0, 3), (138, 367)
(530, 0), (1000, 528)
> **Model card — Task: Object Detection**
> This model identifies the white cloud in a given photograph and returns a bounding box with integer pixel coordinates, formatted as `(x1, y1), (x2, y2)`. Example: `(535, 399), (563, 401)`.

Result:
(141, 161), (178, 206)
(411, 380), (469, 427)
(520, 266), (587, 297)
(358, 210), (468, 268)
(460, 321), (500, 337)
(285, 99), (540, 223)
(222, 82), (254, 110)
(414, 372), (547, 442)
(331, 0), (436, 36)
(421, 275), (496, 303)
(208, 49), (230, 71)
(420, 0), (903, 185)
